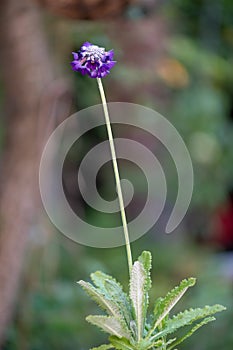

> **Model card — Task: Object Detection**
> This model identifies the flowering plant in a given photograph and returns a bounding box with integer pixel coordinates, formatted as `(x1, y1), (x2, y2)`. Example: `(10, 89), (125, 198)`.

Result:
(71, 42), (225, 350)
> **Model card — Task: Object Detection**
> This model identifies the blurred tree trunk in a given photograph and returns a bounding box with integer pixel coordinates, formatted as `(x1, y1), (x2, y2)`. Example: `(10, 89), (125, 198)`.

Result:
(38, 0), (132, 19)
(0, 0), (132, 344)
(0, 0), (71, 343)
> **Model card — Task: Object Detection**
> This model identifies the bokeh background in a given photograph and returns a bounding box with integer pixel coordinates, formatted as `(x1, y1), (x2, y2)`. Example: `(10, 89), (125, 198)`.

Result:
(0, 0), (233, 349)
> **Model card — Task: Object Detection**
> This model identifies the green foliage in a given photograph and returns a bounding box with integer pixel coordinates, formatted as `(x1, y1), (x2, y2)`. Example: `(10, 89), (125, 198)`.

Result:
(109, 336), (135, 350)
(150, 305), (225, 341)
(91, 344), (114, 350)
(86, 316), (130, 339)
(130, 261), (146, 341)
(167, 317), (215, 350)
(152, 278), (196, 331)
(78, 251), (226, 350)
(90, 271), (133, 327)
(78, 280), (122, 320)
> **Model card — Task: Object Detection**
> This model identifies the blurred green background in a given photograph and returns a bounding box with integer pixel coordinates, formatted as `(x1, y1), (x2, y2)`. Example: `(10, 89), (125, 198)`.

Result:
(1, 0), (233, 349)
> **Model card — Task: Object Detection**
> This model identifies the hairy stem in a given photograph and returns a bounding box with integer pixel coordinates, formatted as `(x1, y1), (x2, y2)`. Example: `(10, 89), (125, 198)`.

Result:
(97, 77), (133, 274)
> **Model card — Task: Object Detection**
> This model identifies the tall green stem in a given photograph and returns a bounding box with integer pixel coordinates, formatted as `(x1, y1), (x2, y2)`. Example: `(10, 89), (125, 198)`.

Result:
(97, 77), (133, 275)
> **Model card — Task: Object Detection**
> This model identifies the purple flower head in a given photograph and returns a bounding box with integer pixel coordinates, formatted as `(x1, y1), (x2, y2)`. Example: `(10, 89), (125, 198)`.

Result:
(71, 42), (116, 78)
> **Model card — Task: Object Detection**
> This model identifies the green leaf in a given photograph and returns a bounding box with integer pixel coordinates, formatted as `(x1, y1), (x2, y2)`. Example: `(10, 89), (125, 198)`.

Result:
(140, 337), (176, 350)
(167, 316), (216, 350)
(91, 344), (114, 350)
(78, 280), (121, 319)
(151, 304), (226, 341)
(109, 336), (135, 350)
(129, 261), (146, 341)
(138, 251), (152, 323)
(87, 315), (131, 339)
(152, 278), (196, 332)
(91, 271), (133, 327)
(137, 338), (158, 350)
(145, 340), (163, 349)
(138, 251), (152, 292)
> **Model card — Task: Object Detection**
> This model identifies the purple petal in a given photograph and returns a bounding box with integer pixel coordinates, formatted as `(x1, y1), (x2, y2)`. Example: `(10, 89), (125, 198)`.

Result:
(70, 62), (78, 71)
(79, 67), (88, 75)
(72, 52), (79, 60)
(100, 70), (109, 78)
(86, 61), (98, 70)
(90, 70), (98, 78)
(106, 49), (114, 60)
(106, 61), (116, 69)
(81, 41), (92, 49)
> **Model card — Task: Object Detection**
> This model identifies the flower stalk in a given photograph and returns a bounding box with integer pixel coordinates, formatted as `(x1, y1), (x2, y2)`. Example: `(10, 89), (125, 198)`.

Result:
(72, 42), (226, 350)
(97, 77), (133, 274)
(71, 41), (132, 274)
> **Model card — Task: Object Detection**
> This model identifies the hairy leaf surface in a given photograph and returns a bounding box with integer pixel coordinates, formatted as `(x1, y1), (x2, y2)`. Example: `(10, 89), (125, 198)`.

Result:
(78, 280), (121, 319)
(151, 304), (226, 341)
(152, 278), (196, 332)
(129, 261), (146, 341)
(87, 315), (131, 339)
(91, 271), (132, 327)
(109, 336), (135, 350)
(138, 251), (152, 325)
